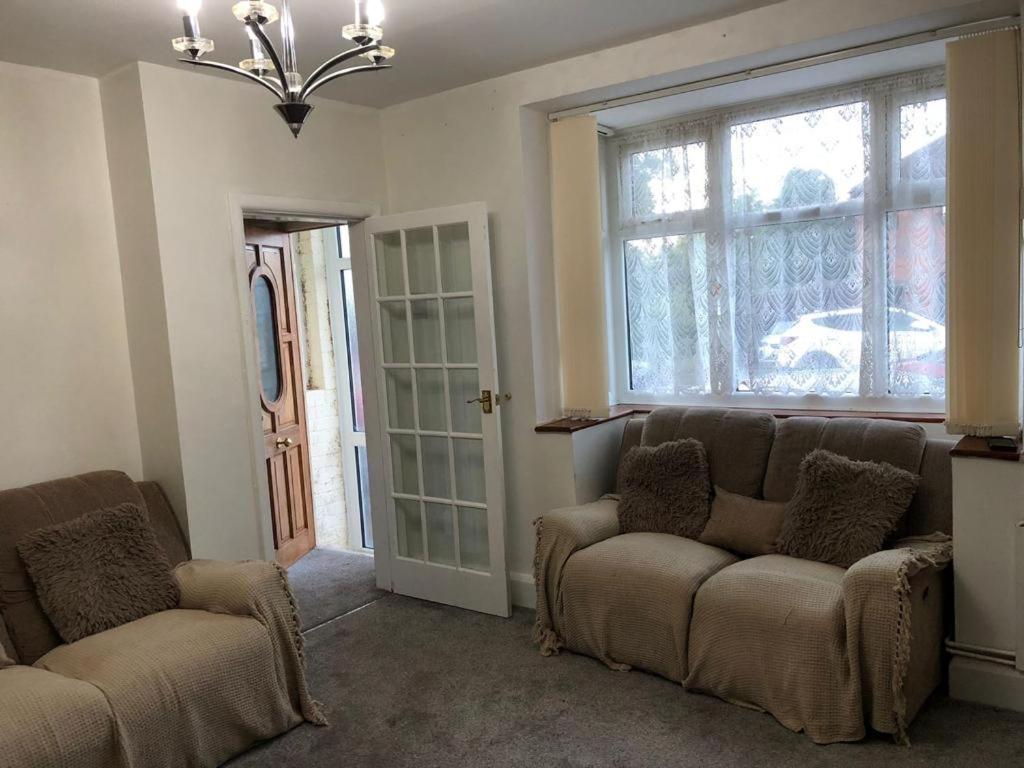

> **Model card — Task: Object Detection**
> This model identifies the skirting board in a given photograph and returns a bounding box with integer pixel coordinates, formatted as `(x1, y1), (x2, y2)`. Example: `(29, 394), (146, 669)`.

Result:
(950, 656), (1024, 712)
(510, 571), (536, 610)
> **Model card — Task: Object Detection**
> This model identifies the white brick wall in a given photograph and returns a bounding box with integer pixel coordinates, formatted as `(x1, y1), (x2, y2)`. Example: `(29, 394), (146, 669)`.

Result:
(294, 229), (348, 550)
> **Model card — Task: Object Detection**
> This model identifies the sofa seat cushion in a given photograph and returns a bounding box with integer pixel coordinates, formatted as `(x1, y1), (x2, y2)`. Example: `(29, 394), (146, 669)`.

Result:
(560, 533), (737, 682)
(685, 555), (866, 743)
(0, 665), (120, 768)
(35, 608), (301, 767)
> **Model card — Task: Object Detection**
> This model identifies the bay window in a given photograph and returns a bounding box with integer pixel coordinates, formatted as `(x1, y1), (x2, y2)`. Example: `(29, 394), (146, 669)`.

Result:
(608, 69), (947, 409)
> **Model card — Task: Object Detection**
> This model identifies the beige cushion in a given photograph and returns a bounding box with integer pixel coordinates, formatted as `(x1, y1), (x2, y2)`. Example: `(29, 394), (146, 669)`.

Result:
(35, 608), (301, 767)
(0, 471), (149, 663)
(560, 533), (737, 681)
(775, 450), (919, 567)
(17, 504), (180, 643)
(700, 486), (786, 557)
(0, 665), (120, 768)
(617, 439), (711, 538)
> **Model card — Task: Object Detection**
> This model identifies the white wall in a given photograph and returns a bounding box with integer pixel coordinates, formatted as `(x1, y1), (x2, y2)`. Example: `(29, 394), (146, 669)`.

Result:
(101, 62), (387, 560)
(0, 62), (142, 489)
(379, 0), (986, 585)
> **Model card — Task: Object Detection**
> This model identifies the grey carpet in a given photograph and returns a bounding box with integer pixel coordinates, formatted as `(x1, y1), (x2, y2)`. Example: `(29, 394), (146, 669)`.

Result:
(286, 548), (383, 630)
(229, 593), (1024, 768)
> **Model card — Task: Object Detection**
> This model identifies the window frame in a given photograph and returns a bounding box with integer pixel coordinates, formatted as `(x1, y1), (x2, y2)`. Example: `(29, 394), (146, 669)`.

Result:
(605, 68), (947, 414)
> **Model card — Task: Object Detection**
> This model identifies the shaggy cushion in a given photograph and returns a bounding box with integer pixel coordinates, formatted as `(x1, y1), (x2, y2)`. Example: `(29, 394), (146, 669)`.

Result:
(775, 450), (920, 568)
(699, 486), (787, 557)
(16, 504), (179, 644)
(616, 438), (712, 538)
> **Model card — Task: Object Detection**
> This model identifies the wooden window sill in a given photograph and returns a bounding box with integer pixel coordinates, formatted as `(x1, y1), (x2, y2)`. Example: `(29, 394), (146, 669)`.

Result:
(949, 436), (1022, 462)
(535, 403), (945, 434)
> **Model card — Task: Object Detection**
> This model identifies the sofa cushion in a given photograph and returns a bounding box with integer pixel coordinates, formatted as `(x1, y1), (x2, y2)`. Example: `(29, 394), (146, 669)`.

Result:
(617, 439), (711, 538)
(0, 471), (146, 664)
(762, 417), (926, 503)
(775, 450), (919, 567)
(560, 532), (737, 682)
(35, 608), (301, 767)
(17, 504), (180, 644)
(641, 407), (776, 497)
(685, 554), (865, 743)
(700, 486), (786, 557)
(0, 665), (119, 768)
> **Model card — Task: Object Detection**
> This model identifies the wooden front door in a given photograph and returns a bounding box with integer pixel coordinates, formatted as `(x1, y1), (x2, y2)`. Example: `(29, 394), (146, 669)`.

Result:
(245, 225), (316, 567)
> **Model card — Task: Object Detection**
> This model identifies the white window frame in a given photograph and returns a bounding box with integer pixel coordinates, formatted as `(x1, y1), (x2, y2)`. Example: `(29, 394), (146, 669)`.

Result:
(605, 68), (947, 414)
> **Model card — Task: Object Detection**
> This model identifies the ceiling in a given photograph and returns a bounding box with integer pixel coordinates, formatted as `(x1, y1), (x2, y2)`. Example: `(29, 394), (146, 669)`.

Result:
(2, 0), (782, 108)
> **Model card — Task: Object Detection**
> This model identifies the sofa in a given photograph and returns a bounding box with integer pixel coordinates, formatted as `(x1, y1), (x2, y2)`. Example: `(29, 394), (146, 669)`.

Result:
(0, 470), (324, 767)
(535, 407), (955, 745)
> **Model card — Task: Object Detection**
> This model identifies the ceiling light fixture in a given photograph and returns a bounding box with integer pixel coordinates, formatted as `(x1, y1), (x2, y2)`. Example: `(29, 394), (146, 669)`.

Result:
(171, 0), (395, 137)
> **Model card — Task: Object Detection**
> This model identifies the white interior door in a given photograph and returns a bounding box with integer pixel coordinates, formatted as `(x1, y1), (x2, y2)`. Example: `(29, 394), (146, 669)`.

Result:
(357, 203), (509, 617)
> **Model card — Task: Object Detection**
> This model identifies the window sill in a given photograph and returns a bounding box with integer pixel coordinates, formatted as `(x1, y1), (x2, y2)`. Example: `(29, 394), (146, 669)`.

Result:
(949, 436), (1022, 462)
(535, 403), (945, 434)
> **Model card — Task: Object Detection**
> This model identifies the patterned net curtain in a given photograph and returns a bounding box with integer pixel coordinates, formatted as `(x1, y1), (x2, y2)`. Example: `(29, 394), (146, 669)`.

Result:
(612, 68), (947, 401)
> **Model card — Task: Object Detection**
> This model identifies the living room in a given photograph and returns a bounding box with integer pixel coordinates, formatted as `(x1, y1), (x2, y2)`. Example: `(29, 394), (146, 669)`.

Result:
(2, 0), (1024, 765)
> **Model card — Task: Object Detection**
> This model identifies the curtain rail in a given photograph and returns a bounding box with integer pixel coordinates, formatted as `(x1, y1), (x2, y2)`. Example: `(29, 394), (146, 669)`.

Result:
(548, 15), (1020, 122)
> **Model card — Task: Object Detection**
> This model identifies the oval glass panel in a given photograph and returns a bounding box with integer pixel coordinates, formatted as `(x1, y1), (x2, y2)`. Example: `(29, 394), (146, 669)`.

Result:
(253, 275), (282, 403)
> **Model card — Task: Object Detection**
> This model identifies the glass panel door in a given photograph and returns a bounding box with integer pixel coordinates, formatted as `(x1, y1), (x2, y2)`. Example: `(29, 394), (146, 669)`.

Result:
(361, 203), (508, 617)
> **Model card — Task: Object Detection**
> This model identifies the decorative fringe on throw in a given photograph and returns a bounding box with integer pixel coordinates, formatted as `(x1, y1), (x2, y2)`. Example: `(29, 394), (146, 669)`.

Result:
(272, 562), (329, 726)
(888, 534), (953, 746)
(532, 516), (564, 656)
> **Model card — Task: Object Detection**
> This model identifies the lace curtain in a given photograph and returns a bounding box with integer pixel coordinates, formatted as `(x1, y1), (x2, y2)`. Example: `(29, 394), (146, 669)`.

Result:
(610, 68), (947, 401)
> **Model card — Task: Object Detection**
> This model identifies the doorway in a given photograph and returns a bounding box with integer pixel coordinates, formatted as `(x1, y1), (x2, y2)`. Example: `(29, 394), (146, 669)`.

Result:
(243, 217), (372, 567)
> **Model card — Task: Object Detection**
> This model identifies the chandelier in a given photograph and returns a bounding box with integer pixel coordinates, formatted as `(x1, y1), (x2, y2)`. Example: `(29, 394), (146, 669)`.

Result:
(172, 0), (394, 137)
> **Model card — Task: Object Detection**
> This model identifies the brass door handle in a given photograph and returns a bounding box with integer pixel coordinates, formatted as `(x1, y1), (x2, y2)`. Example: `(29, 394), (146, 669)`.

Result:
(466, 390), (510, 415)
(276, 437), (294, 448)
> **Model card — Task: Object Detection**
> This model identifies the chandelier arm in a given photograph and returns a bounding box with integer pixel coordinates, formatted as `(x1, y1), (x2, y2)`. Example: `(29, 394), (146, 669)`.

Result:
(299, 43), (380, 100)
(302, 64), (391, 100)
(179, 58), (285, 100)
(245, 19), (290, 93)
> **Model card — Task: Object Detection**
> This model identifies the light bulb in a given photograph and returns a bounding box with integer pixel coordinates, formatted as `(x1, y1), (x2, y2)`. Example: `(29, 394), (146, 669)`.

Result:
(367, 0), (385, 26)
(178, 0), (202, 16)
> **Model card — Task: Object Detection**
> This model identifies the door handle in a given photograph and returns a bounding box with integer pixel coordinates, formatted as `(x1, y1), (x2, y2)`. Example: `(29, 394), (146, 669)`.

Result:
(276, 437), (294, 448)
(466, 390), (510, 415)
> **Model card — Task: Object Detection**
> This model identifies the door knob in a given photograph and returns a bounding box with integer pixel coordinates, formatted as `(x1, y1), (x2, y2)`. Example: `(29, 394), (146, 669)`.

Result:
(466, 390), (510, 415)
(276, 437), (294, 448)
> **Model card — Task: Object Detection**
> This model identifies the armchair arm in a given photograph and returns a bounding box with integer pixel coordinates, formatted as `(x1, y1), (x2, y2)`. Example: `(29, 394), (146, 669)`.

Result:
(534, 498), (620, 655)
(174, 560), (327, 726)
(841, 535), (952, 743)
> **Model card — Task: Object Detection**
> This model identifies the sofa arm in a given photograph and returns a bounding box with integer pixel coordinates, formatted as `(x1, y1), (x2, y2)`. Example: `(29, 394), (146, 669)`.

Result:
(174, 560), (327, 726)
(534, 498), (620, 656)
(841, 535), (952, 743)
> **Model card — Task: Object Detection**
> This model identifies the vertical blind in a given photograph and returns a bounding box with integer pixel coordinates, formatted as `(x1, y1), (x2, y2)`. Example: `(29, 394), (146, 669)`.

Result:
(945, 28), (1022, 437)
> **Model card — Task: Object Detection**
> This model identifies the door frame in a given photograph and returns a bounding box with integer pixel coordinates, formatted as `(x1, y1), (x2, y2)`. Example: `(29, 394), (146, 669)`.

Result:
(228, 193), (391, 587)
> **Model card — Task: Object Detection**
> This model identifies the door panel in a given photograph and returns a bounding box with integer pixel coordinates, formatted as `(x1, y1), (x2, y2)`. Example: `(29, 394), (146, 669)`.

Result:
(361, 203), (509, 617)
(245, 226), (316, 567)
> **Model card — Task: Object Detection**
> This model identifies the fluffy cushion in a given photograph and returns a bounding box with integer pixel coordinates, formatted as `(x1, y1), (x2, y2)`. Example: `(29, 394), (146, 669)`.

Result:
(16, 504), (179, 644)
(699, 486), (787, 557)
(775, 450), (919, 567)
(617, 438), (712, 538)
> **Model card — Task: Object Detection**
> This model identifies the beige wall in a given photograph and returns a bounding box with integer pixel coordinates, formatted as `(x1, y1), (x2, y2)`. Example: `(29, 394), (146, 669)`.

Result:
(0, 62), (142, 489)
(102, 62), (387, 560)
(379, 0), (986, 586)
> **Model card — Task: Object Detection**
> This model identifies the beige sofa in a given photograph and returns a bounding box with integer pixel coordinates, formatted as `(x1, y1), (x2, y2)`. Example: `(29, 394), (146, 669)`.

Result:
(0, 471), (323, 767)
(536, 407), (954, 745)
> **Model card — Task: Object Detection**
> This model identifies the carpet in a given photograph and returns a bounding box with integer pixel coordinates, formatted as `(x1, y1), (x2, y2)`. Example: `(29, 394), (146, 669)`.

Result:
(228, 593), (1024, 768)
(286, 548), (384, 631)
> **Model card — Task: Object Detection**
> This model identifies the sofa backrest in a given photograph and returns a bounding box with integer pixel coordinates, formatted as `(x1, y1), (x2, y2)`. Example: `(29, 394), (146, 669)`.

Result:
(639, 407), (777, 498)
(618, 407), (954, 538)
(0, 471), (189, 664)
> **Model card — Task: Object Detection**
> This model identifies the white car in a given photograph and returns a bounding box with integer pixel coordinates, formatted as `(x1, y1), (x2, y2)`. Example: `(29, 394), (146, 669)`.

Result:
(759, 307), (945, 370)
